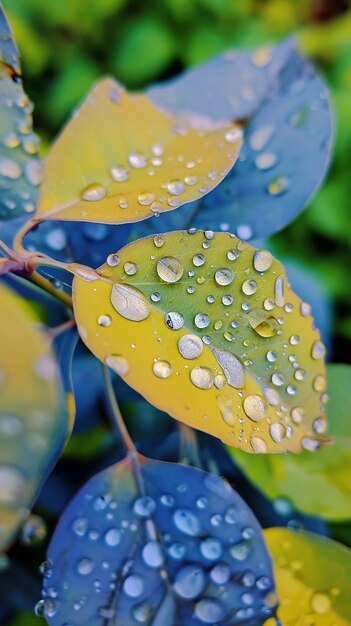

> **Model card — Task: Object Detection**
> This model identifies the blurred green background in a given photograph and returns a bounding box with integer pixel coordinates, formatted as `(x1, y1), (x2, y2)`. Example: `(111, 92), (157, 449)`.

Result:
(3, 0), (351, 362)
(1, 1), (351, 624)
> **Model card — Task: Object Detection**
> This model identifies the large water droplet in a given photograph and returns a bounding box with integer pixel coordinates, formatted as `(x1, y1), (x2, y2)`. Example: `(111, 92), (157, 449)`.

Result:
(153, 360), (172, 379)
(178, 334), (203, 359)
(142, 541), (163, 568)
(105, 528), (121, 546)
(195, 599), (225, 623)
(173, 565), (205, 599)
(123, 574), (144, 597)
(242, 279), (257, 296)
(269, 423), (286, 443)
(212, 348), (244, 388)
(200, 537), (222, 560)
(253, 250), (272, 272)
(173, 509), (201, 536)
(215, 268), (234, 286)
(247, 309), (279, 337)
(194, 313), (210, 329)
(134, 496), (156, 517)
(156, 256), (183, 283)
(110, 284), (151, 321)
(311, 340), (326, 360)
(243, 395), (267, 422)
(190, 367), (213, 389)
(81, 183), (106, 201)
(165, 311), (184, 330)
(77, 557), (95, 575)
(167, 179), (185, 195)
(250, 436), (268, 453)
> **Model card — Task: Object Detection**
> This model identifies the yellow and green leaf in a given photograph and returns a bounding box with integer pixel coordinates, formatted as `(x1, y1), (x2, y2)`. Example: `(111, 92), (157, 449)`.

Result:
(0, 282), (74, 550)
(36, 79), (242, 224)
(230, 364), (351, 521)
(72, 229), (327, 453)
(265, 527), (351, 625)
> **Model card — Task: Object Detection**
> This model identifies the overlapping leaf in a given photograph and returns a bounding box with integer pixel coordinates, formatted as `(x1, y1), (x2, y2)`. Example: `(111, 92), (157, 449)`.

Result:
(36, 78), (242, 224)
(40, 455), (277, 625)
(265, 528), (351, 625)
(73, 229), (327, 453)
(230, 364), (351, 521)
(0, 282), (74, 550)
(0, 4), (43, 220)
(134, 38), (333, 239)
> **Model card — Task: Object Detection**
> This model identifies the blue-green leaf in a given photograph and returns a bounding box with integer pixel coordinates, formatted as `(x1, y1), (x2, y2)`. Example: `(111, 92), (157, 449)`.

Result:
(40, 456), (277, 625)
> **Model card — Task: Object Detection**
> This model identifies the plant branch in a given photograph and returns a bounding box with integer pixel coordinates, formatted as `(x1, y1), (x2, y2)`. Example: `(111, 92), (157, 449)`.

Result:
(102, 365), (137, 454)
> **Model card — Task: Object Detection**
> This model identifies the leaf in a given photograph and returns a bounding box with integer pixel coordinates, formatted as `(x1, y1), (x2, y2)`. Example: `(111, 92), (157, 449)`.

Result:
(39, 456), (277, 625)
(36, 78), (242, 225)
(0, 282), (74, 550)
(72, 229), (327, 453)
(230, 364), (351, 521)
(142, 39), (333, 239)
(0, 4), (43, 220)
(265, 527), (351, 625)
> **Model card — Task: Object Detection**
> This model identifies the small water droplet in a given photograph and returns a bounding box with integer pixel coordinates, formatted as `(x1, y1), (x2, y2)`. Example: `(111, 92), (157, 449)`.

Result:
(153, 360), (172, 379)
(311, 340), (326, 360)
(193, 253), (206, 267)
(194, 313), (210, 329)
(310, 591), (331, 614)
(195, 599), (225, 623)
(138, 191), (156, 206)
(250, 436), (268, 453)
(110, 166), (129, 182)
(77, 557), (95, 575)
(173, 509), (201, 536)
(255, 152), (277, 170)
(98, 314), (111, 327)
(107, 253), (120, 267)
(242, 279), (258, 296)
(243, 395), (267, 421)
(167, 179), (185, 195)
(142, 541), (163, 568)
(134, 496), (156, 517)
(105, 528), (121, 546)
(200, 537), (222, 560)
(268, 176), (290, 196)
(153, 235), (164, 248)
(81, 183), (106, 201)
(128, 152), (148, 169)
(269, 423), (286, 443)
(165, 311), (184, 330)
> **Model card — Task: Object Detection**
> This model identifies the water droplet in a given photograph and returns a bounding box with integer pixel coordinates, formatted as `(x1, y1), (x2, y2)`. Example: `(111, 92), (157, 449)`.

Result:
(250, 436), (268, 453)
(313, 417), (327, 434)
(151, 292), (161, 302)
(105, 528), (121, 546)
(268, 176), (290, 196)
(157, 256), (183, 283)
(71, 517), (88, 537)
(142, 541), (163, 567)
(134, 496), (156, 517)
(138, 192), (156, 206)
(227, 249), (239, 261)
(21, 515), (47, 545)
(167, 179), (185, 195)
(165, 311), (184, 330)
(313, 374), (326, 392)
(174, 565), (205, 599)
(212, 348), (244, 388)
(210, 563), (230, 584)
(81, 183), (106, 201)
(200, 537), (222, 560)
(128, 152), (148, 168)
(253, 250), (273, 272)
(301, 437), (320, 452)
(255, 152), (277, 170)
(272, 372), (285, 386)
(107, 253), (120, 267)
(153, 235), (164, 248)
(195, 599), (225, 623)
(153, 360), (172, 379)
(225, 127), (242, 143)
(24, 159), (43, 186)
(169, 542), (186, 559)
(123, 574), (144, 597)
(242, 279), (258, 296)
(215, 268), (234, 286)
(173, 509), (201, 536)
(178, 334), (203, 359)
(194, 313), (210, 329)
(249, 125), (275, 151)
(0, 465), (27, 505)
(0, 156), (21, 179)
(311, 340), (326, 360)
(110, 166), (129, 182)
(110, 284), (151, 321)
(98, 314), (111, 327)
(34, 600), (46, 617)
(105, 355), (129, 376)
(185, 175), (198, 185)
(243, 395), (267, 422)
(269, 423), (286, 443)
(193, 253), (205, 267)
(247, 310), (279, 337)
(310, 591), (331, 614)
(190, 367), (213, 389)
(77, 557), (95, 575)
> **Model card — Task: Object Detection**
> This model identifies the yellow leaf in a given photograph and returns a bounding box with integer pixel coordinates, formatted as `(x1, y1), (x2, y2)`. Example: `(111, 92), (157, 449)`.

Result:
(265, 527), (351, 625)
(72, 230), (327, 452)
(0, 282), (73, 550)
(36, 79), (242, 224)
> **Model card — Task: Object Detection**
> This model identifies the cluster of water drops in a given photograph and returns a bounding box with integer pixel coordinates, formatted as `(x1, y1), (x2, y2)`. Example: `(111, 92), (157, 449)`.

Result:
(89, 229), (327, 453)
(38, 461), (276, 625)
(76, 82), (242, 221)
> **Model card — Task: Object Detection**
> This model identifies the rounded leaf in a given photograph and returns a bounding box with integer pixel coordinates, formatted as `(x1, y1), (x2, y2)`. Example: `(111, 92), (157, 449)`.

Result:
(265, 527), (351, 625)
(40, 456), (277, 625)
(72, 230), (327, 453)
(0, 282), (73, 550)
(0, 5), (43, 221)
(36, 78), (242, 224)
(230, 364), (351, 521)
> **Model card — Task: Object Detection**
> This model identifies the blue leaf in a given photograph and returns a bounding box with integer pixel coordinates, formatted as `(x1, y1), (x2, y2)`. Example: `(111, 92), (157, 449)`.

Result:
(0, 5), (43, 221)
(135, 39), (333, 240)
(40, 456), (277, 625)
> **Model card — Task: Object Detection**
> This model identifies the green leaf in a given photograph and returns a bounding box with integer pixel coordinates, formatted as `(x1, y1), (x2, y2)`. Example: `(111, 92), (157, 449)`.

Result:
(72, 229), (327, 453)
(39, 455), (277, 625)
(231, 364), (351, 521)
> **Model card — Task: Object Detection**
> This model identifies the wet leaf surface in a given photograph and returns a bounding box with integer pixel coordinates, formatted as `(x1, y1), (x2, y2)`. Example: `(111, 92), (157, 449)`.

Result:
(0, 282), (74, 550)
(73, 229), (327, 452)
(40, 455), (277, 625)
(230, 364), (351, 521)
(36, 79), (242, 225)
(265, 527), (351, 625)
(0, 5), (43, 220)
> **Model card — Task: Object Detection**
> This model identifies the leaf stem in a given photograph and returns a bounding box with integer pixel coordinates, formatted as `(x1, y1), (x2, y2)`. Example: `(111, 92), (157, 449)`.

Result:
(102, 365), (137, 454)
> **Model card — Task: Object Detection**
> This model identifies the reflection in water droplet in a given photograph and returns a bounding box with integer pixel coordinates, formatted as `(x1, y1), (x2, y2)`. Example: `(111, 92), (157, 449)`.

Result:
(77, 557), (95, 575)
(167, 180), (185, 195)
(138, 192), (156, 206)
(173, 509), (201, 536)
(142, 541), (163, 568)
(157, 256), (183, 283)
(153, 360), (172, 379)
(81, 183), (106, 201)
(253, 250), (272, 272)
(215, 268), (234, 286)
(105, 528), (121, 546)
(110, 284), (151, 321)
(200, 537), (222, 560)
(194, 313), (210, 329)
(291, 407), (304, 424)
(123, 574), (144, 597)
(173, 565), (205, 599)
(250, 436), (268, 453)
(242, 279), (258, 296)
(124, 261), (137, 276)
(269, 423), (286, 443)
(97, 314), (111, 327)
(243, 395), (267, 422)
(128, 152), (148, 169)
(193, 253), (206, 267)
(247, 310), (279, 338)
(178, 334), (203, 359)
(153, 235), (164, 248)
(311, 341), (326, 360)
(190, 367), (213, 389)
(105, 354), (129, 376)
(110, 166), (129, 182)
(134, 496), (156, 517)
(212, 348), (244, 388)
(107, 253), (120, 267)
(165, 311), (184, 330)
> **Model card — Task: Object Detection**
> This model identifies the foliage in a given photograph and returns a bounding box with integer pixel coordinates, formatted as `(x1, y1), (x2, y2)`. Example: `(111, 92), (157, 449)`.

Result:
(0, 1), (350, 626)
